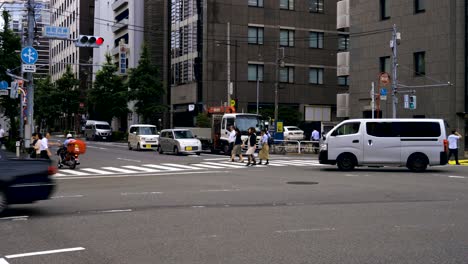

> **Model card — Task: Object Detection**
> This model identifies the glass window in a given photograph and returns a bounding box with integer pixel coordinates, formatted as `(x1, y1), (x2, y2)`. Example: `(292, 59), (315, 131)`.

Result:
(414, 51), (425, 76)
(338, 34), (349, 51)
(380, 0), (390, 20)
(280, 29), (294, 47)
(380, 56), (391, 73)
(333, 122), (360, 136)
(248, 27), (264, 45)
(309, 0), (324, 13)
(248, 0), (263, 7)
(279, 66), (294, 83)
(366, 122), (399, 137)
(280, 0), (294, 10)
(248, 64), (264, 81)
(415, 0), (425, 13)
(174, 130), (194, 139)
(338, 76), (348, 86)
(309, 68), (324, 84)
(138, 127), (157, 135)
(309, 32), (324, 49)
(399, 122), (440, 137)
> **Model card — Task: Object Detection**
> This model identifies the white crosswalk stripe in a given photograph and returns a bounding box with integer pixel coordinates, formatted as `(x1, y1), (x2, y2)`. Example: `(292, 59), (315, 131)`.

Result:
(54, 159), (322, 177)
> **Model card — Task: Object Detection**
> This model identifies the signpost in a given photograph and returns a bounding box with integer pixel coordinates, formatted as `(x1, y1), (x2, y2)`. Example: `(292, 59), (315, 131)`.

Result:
(22, 64), (36, 73)
(43, 26), (70, 39)
(21, 46), (38, 65)
(0, 90), (8, 96)
(0, 81), (8, 90)
(380, 88), (387, 100)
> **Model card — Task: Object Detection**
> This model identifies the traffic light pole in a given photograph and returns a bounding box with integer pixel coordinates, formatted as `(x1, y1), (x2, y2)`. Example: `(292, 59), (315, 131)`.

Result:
(391, 24), (398, 118)
(25, 0), (35, 144)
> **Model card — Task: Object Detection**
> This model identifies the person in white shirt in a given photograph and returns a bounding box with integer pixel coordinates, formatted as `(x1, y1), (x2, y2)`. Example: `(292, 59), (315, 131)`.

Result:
(0, 124), (5, 150)
(228, 125), (236, 160)
(38, 133), (50, 159)
(448, 130), (462, 165)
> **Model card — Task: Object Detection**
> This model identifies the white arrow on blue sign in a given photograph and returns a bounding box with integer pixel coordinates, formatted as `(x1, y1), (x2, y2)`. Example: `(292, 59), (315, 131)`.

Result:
(21, 46), (39, 64)
(0, 81), (8, 90)
(380, 88), (387, 96)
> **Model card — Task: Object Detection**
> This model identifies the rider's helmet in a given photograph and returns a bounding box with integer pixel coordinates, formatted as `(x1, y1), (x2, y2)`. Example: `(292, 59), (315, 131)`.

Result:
(66, 133), (73, 138)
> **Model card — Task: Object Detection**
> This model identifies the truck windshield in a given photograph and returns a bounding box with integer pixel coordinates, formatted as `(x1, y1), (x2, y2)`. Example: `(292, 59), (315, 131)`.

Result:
(138, 127), (157, 135)
(174, 130), (195, 139)
(235, 115), (263, 133)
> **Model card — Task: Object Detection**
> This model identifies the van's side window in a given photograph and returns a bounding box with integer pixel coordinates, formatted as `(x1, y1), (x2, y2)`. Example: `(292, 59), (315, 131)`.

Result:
(398, 122), (440, 137)
(333, 122), (360, 136)
(366, 122), (399, 137)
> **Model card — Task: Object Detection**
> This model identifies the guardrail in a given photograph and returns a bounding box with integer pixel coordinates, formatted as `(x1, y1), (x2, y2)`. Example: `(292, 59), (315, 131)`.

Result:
(269, 140), (320, 154)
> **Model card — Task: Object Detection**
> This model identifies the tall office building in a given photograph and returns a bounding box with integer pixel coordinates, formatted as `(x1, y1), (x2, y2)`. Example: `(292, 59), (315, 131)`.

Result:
(170, 0), (345, 127)
(347, 0), (466, 153)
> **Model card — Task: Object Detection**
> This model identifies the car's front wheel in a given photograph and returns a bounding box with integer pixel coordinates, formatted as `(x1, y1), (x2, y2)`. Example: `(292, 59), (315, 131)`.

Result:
(128, 142), (133, 150)
(337, 153), (356, 171)
(174, 146), (180, 155)
(0, 189), (7, 215)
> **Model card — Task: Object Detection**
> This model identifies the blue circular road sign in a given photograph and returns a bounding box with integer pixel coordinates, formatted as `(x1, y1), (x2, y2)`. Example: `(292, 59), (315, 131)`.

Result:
(21, 46), (39, 64)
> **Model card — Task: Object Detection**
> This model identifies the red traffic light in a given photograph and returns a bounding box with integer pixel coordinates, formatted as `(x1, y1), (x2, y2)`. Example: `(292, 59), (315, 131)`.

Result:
(96, 37), (104, 45)
(75, 35), (104, 48)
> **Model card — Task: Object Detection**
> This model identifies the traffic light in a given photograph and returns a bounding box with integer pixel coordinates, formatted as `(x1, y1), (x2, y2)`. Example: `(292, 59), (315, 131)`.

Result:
(75, 35), (104, 48)
(9, 81), (18, 99)
(409, 95), (417, 109)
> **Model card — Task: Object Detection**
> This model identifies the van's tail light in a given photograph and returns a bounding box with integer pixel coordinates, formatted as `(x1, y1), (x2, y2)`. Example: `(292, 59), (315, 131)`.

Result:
(48, 166), (57, 175)
(443, 139), (448, 153)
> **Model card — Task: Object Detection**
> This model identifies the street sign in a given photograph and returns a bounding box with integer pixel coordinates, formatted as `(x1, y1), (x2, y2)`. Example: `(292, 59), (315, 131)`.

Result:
(43, 26), (70, 39)
(21, 46), (38, 64)
(403, 94), (409, 109)
(0, 90), (8, 96)
(379, 72), (391, 86)
(119, 43), (127, 74)
(380, 88), (387, 96)
(380, 95), (387, 100)
(22, 64), (36, 73)
(230, 99), (236, 107)
(276, 121), (284, 133)
(0, 81), (8, 90)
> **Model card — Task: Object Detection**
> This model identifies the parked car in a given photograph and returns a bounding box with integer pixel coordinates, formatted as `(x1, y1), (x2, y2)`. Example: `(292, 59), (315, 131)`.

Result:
(84, 120), (112, 141)
(158, 129), (202, 155)
(283, 126), (305, 141)
(0, 151), (56, 214)
(128, 124), (159, 151)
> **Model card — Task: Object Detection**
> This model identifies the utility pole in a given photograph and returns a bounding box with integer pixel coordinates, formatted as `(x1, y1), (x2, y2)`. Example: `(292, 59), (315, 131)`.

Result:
(274, 46), (284, 129)
(390, 24), (400, 118)
(226, 22), (231, 105)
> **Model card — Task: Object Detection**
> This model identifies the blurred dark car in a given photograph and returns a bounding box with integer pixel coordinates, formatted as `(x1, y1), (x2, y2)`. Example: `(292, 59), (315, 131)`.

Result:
(0, 150), (56, 214)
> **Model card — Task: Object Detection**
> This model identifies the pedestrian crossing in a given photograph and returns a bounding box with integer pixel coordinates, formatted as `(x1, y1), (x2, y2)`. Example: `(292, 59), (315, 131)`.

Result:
(53, 159), (324, 177)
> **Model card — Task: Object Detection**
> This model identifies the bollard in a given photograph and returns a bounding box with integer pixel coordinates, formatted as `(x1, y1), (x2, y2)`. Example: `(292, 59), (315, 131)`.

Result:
(16, 141), (20, 157)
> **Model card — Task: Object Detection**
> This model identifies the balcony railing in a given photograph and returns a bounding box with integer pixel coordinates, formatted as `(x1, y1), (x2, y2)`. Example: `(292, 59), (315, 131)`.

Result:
(112, 0), (128, 11)
(112, 18), (129, 33)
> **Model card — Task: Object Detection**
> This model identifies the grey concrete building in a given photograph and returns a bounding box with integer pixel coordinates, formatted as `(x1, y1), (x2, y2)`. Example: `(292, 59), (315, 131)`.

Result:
(347, 0), (467, 154)
(170, 0), (345, 127)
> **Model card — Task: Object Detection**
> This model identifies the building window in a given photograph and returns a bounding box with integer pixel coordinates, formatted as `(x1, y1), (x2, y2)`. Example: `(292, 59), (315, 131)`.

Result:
(338, 76), (349, 86)
(414, 51), (425, 76)
(309, 31), (324, 49)
(279, 66), (294, 83)
(248, 64), (264, 81)
(280, 29), (295, 47)
(415, 0), (425, 13)
(309, 0), (324, 13)
(380, 0), (390, 20)
(248, 0), (263, 7)
(309, 68), (324, 84)
(379, 56), (391, 73)
(338, 34), (349, 51)
(280, 0), (294, 10)
(248, 27), (264, 45)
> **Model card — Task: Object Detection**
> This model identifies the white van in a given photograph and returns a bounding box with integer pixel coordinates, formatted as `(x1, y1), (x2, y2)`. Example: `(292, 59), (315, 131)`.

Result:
(128, 124), (159, 151)
(84, 120), (112, 141)
(319, 119), (448, 172)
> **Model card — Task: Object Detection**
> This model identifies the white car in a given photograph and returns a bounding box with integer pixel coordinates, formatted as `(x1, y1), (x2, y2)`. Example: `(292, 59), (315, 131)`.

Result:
(128, 124), (159, 151)
(283, 126), (305, 140)
(158, 129), (202, 155)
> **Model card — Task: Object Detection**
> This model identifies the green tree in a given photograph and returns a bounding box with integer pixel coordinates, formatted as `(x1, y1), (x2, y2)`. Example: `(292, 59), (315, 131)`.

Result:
(55, 66), (80, 130)
(250, 106), (301, 126)
(196, 113), (211, 127)
(88, 54), (128, 123)
(128, 43), (166, 124)
(34, 76), (61, 130)
(0, 10), (21, 140)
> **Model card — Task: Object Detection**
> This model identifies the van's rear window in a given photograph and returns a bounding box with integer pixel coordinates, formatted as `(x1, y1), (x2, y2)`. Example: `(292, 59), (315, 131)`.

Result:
(366, 122), (440, 137)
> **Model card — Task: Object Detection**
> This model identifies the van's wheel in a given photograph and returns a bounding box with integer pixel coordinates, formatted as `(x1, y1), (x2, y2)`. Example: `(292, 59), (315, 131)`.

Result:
(136, 143), (141, 151)
(174, 146), (180, 155)
(0, 189), (7, 215)
(407, 154), (428, 172)
(337, 153), (356, 171)
(128, 142), (133, 150)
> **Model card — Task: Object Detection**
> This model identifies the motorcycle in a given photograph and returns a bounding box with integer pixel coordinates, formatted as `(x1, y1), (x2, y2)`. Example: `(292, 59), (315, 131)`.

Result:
(57, 139), (86, 170)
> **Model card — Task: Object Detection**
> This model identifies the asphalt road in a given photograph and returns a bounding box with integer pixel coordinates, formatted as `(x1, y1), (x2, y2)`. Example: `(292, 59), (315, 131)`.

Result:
(1, 139), (468, 264)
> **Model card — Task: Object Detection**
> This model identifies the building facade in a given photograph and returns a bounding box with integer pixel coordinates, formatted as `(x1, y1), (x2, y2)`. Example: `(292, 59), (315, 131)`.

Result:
(170, 0), (345, 127)
(347, 0), (467, 153)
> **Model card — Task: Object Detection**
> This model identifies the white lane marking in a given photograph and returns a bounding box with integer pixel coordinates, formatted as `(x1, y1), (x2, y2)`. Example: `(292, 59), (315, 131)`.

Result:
(5, 247), (85, 259)
(0, 216), (29, 221)
(53, 173), (66, 176)
(203, 162), (246, 168)
(191, 163), (224, 169)
(52, 195), (84, 199)
(100, 209), (133, 213)
(203, 157), (232, 161)
(0, 258), (9, 264)
(344, 174), (359, 177)
(80, 168), (115, 175)
(200, 189), (240, 192)
(117, 158), (141, 163)
(448, 176), (466, 179)
(160, 163), (204, 170)
(263, 163), (287, 167)
(102, 167), (137, 174)
(55, 170), (229, 180)
(122, 165), (161, 173)
(56, 170), (90, 176)
(142, 164), (183, 171)
(219, 161), (250, 167)
(192, 206), (205, 208)
(121, 192), (163, 196)
(274, 228), (336, 233)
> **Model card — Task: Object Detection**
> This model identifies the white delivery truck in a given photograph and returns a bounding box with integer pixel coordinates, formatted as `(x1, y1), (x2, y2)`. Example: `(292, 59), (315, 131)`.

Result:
(319, 118), (448, 172)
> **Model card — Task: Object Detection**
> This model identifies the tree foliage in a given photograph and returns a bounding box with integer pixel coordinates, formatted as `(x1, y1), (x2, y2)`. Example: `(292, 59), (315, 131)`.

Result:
(196, 113), (211, 127)
(250, 106), (302, 126)
(34, 76), (61, 130)
(55, 66), (80, 130)
(128, 43), (165, 124)
(88, 54), (128, 123)
(0, 10), (21, 139)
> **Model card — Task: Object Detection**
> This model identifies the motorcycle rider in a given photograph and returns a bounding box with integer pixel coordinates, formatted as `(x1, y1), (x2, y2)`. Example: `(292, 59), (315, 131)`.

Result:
(58, 133), (74, 165)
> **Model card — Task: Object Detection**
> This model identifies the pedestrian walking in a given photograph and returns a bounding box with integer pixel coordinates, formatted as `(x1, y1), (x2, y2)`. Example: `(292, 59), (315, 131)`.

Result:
(0, 124), (5, 150)
(448, 130), (463, 165)
(38, 133), (50, 159)
(258, 130), (269, 165)
(228, 125), (236, 159)
(311, 129), (320, 153)
(31, 133), (42, 158)
(231, 127), (244, 162)
(245, 127), (257, 166)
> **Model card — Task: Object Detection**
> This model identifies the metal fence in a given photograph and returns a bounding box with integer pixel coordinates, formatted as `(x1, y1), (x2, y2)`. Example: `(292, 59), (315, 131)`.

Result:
(269, 140), (320, 154)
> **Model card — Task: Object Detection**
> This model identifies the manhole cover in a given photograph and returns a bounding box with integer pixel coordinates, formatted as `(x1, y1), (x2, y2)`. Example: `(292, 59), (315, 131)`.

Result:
(286, 181), (319, 185)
